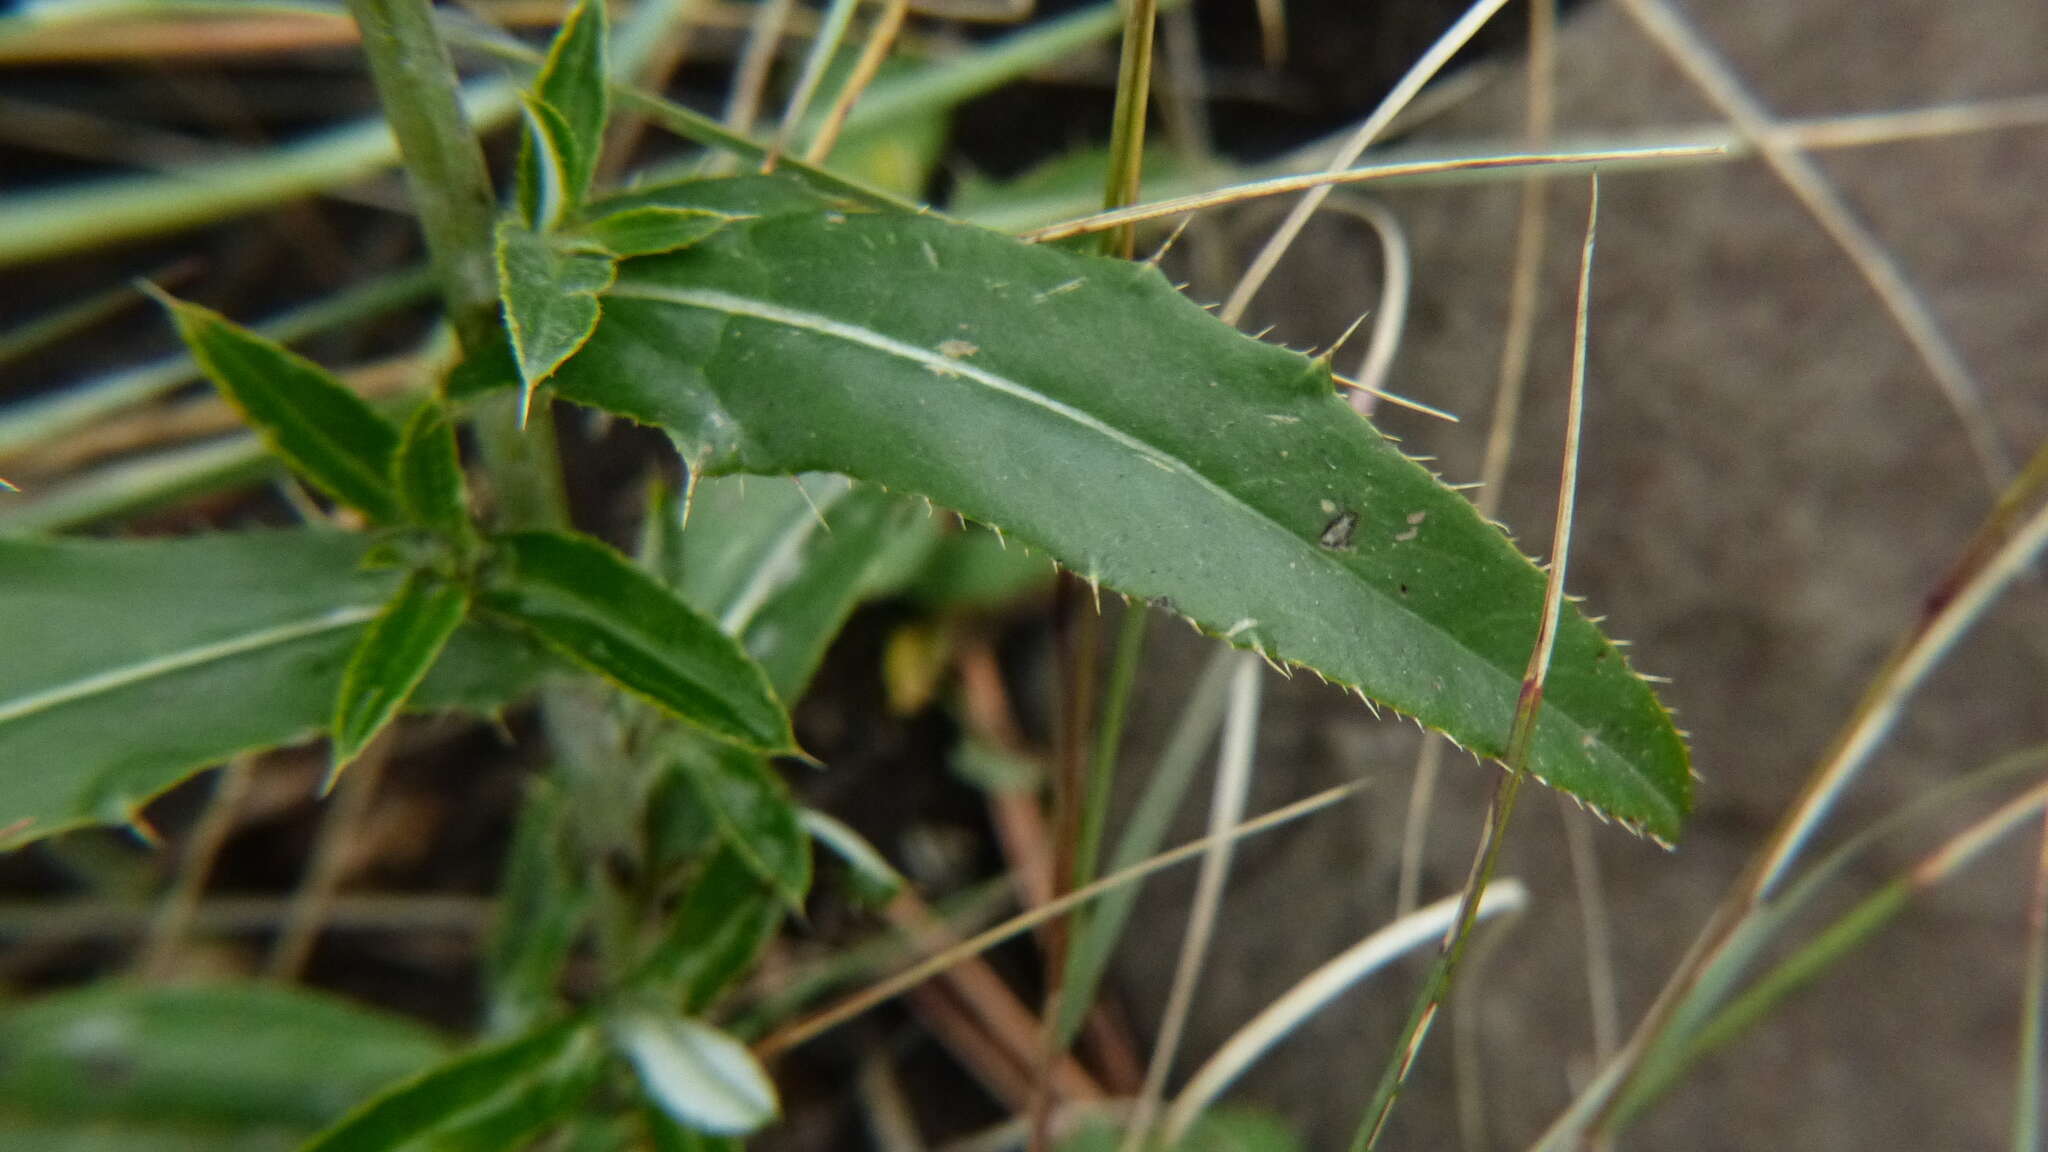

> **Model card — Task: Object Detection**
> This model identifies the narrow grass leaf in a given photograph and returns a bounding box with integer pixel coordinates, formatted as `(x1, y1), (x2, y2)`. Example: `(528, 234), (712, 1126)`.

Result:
(543, 177), (1689, 839)
(303, 1019), (599, 1152)
(616, 1015), (779, 1137)
(329, 572), (471, 786)
(480, 530), (792, 752)
(488, 778), (591, 1033)
(151, 291), (400, 522)
(393, 400), (472, 542)
(0, 532), (553, 851)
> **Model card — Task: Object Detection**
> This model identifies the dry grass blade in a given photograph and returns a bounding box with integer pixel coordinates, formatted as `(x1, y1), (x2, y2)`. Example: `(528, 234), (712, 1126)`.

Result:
(1397, 0), (1554, 919)
(1356, 175), (1599, 1151)
(268, 732), (394, 980)
(138, 757), (256, 980)
(1538, 467), (2048, 1148)
(803, 0), (913, 164)
(1019, 143), (1718, 245)
(768, 0), (864, 164)
(725, 0), (798, 138)
(1219, 0), (1510, 325)
(1160, 880), (1530, 1146)
(2017, 810), (2048, 1152)
(753, 775), (1369, 1059)
(1117, 652), (1262, 1151)
(1614, 0), (2013, 488)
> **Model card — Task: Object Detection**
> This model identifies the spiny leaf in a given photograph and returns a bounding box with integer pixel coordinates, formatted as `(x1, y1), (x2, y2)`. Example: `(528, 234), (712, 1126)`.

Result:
(497, 222), (616, 420)
(328, 571), (471, 786)
(672, 740), (811, 911)
(0, 531), (554, 851)
(302, 1019), (600, 1152)
(614, 1015), (779, 1138)
(392, 400), (472, 543)
(479, 530), (793, 753)
(151, 289), (400, 522)
(582, 206), (738, 258)
(542, 179), (1692, 839)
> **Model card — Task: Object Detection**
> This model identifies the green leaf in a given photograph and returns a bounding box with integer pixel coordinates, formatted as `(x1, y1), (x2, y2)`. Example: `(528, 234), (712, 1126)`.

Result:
(532, 0), (608, 209)
(392, 401), (472, 542)
(0, 984), (444, 1135)
(497, 221), (616, 416)
(517, 97), (582, 232)
(479, 530), (793, 752)
(0, 532), (555, 850)
(614, 1015), (779, 1138)
(302, 1019), (600, 1152)
(670, 472), (937, 700)
(329, 571), (471, 784)
(636, 843), (784, 1012)
(545, 181), (1690, 839)
(153, 291), (400, 522)
(581, 206), (737, 258)
(672, 740), (810, 911)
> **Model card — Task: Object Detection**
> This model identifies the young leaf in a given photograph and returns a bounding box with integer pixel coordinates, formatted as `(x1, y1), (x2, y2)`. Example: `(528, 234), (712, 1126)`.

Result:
(544, 181), (1691, 839)
(0, 983), (444, 1133)
(614, 1015), (779, 1138)
(329, 571), (471, 785)
(532, 0), (608, 210)
(582, 206), (737, 258)
(393, 400), (472, 542)
(672, 740), (811, 911)
(497, 221), (616, 416)
(636, 843), (785, 1012)
(479, 530), (793, 753)
(0, 532), (555, 850)
(303, 1019), (600, 1152)
(517, 97), (583, 232)
(152, 290), (400, 522)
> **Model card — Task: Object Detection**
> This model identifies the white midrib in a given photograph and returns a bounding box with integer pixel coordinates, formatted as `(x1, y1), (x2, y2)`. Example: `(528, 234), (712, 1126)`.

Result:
(608, 280), (1670, 825)
(0, 604), (381, 727)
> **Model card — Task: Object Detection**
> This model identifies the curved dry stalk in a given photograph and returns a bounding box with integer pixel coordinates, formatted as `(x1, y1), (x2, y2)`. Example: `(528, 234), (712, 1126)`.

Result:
(1159, 880), (1530, 1146)
(753, 776), (1369, 1059)
(1117, 652), (1263, 1152)
(1613, 0), (2012, 488)
(1219, 0), (1511, 325)
(1319, 196), (1412, 413)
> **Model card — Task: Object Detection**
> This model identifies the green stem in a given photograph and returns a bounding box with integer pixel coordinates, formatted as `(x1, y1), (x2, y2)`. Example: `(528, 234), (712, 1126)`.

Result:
(343, 0), (500, 359)
(1100, 0), (1160, 257)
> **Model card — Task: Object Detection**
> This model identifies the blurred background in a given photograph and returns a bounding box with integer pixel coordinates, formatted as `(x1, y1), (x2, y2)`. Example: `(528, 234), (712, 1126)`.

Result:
(2, 0), (2045, 1148)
